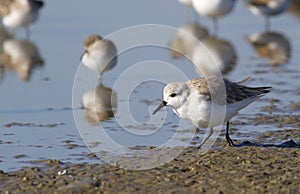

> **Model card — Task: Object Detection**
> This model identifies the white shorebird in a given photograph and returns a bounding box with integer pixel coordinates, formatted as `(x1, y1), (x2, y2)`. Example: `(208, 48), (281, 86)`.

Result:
(192, 0), (236, 33)
(81, 34), (117, 76)
(247, 0), (291, 29)
(153, 77), (271, 147)
(0, 0), (44, 35)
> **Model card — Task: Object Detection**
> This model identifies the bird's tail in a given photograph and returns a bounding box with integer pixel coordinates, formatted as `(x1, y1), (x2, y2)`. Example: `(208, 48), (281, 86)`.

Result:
(246, 86), (272, 97)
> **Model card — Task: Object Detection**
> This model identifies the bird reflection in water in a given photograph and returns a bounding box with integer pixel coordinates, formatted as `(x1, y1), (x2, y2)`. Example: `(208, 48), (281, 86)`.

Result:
(0, 28), (11, 80)
(192, 36), (238, 76)
(246, 31), (291, 66)
(0, 28), (44, 82)
(169, 22), (209, 60)
(82, 83), (118, 126)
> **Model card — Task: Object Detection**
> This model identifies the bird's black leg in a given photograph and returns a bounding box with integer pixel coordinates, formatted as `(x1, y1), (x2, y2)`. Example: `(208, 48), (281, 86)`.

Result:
(198, 128), (213, 149)
(226, 121), (235, 146)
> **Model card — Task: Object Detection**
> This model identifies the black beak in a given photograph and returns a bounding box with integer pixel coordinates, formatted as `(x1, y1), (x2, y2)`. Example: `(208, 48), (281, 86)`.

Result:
(152, 101), (167, 115)
(80, 50), (87, 60)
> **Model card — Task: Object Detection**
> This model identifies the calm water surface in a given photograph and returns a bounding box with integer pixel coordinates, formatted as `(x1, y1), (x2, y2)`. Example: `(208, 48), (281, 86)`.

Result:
(0, 0), (299, 171)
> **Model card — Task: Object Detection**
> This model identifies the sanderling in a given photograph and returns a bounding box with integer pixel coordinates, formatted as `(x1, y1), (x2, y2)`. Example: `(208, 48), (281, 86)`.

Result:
(246, 31), (291, 66)
(81, 34), (117, 76)
(153, 77), (271, 147)
(247, 0), (291, 29)
(0, 0), (44, 33)
(192, 0), (236, 32)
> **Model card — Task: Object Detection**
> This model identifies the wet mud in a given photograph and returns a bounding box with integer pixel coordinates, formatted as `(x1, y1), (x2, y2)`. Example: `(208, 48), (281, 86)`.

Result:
(1, 128), (300, 193)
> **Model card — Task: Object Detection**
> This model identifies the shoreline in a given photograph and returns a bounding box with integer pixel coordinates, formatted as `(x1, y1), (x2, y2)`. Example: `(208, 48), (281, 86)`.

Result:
(1, 130), (300, 193)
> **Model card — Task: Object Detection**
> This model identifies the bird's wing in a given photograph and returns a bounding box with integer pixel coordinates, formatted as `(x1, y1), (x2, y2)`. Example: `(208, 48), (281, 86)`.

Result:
(188, 77), (271, 105)
(188, 77), (211, 97)
(188, 77), (227, 105)
(0, 0), (15, 17)
(225, 79), (271, 104)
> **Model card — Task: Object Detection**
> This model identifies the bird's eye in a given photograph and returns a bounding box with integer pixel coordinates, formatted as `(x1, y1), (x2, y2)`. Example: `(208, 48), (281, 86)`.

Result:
(170, 93), (177, 97)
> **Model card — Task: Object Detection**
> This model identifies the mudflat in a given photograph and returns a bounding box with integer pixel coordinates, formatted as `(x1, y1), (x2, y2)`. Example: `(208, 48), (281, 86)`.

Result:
(1, 129), (300, 193)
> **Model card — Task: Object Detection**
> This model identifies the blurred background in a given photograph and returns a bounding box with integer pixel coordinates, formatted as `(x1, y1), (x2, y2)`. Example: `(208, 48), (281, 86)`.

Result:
(0, 0), (299, 171)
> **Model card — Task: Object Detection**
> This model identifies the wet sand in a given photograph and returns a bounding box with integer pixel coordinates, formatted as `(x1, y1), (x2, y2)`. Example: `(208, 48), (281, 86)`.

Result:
(1, 129), (300, 193)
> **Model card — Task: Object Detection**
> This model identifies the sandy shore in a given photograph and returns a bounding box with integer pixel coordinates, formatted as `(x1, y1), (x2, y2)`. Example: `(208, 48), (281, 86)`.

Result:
(1, 128), (300, 193)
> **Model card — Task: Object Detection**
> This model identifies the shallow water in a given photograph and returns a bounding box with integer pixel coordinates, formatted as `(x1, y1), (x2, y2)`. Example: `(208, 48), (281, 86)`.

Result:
(0, 0), (299, 171)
